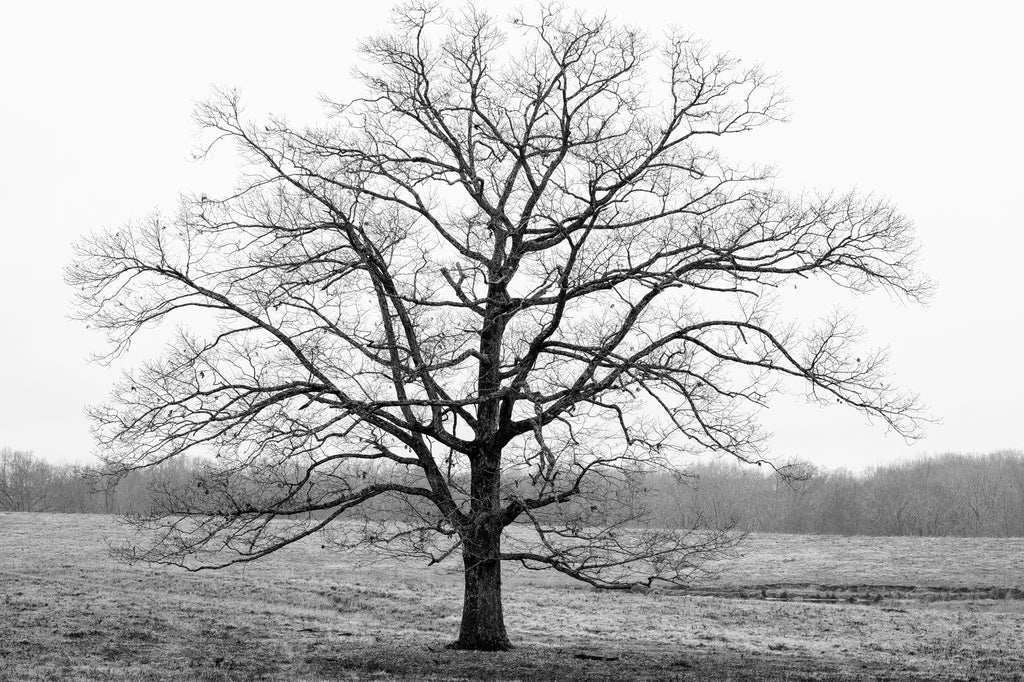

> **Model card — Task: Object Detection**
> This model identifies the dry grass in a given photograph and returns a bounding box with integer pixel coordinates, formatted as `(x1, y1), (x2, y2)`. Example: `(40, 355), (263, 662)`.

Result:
(705, 533), (1024, 589)
(2, 513), (1023, 681)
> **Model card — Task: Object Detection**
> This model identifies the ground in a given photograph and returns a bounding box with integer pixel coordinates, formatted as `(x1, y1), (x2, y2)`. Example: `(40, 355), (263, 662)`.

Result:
(2, 513), (1023, 681)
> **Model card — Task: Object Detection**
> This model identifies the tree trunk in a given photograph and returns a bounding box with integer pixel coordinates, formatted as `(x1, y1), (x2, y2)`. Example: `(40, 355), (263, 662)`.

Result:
(457, 279), (513, 651)
(452, 534), (511, 650)
(451, 451), (512, 651)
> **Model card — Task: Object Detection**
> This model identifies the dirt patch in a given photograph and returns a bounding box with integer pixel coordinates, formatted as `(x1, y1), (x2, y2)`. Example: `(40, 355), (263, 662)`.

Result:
(668, 583), (1024, 604)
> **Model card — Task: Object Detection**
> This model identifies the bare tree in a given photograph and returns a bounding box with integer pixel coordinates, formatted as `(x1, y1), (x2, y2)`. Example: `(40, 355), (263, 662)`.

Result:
(67, 2), (927, 650)
(0, 448), (55, 512)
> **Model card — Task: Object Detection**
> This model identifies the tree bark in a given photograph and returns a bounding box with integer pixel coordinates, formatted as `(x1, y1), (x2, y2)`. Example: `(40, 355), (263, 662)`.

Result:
(451, 448), (512, 651)
(451, 241), (514, 651)
(452, 529), (511, 650)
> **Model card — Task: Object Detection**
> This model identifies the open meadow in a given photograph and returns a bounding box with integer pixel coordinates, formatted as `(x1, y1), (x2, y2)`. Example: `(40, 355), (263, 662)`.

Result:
(2, 513), (1023, 681)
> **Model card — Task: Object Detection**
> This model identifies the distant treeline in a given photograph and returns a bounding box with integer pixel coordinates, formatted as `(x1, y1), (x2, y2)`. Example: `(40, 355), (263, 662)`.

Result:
(3, 446), (1024, 537)
(645, 450), (1024, 537)
(0, 447), (170, 515)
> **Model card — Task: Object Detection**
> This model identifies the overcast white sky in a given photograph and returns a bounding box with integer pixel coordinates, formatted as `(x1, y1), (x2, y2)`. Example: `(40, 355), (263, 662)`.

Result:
(1, 1), (1021, 470)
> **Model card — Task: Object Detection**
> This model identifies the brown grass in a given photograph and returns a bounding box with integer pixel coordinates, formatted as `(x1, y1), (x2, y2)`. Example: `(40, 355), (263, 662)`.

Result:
(2, 513), (1023, 681)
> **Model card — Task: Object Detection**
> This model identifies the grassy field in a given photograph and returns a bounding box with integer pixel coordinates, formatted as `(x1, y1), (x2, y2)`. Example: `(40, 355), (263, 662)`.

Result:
(2, 513), (1023, 681)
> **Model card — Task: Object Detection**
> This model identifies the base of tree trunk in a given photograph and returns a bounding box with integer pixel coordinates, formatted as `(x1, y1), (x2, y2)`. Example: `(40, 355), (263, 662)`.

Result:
(446, 636), (514, 652)
(455, 539), (513, 651)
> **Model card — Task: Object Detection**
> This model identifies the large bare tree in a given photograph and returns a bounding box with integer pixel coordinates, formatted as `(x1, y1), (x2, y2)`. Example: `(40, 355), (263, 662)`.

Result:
(68, 2), (927, 650)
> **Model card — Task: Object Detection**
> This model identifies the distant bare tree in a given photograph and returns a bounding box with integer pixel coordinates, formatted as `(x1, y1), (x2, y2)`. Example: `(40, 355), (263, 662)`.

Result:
(68, 2), (926, 650)
(0, 448), (53, 512)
